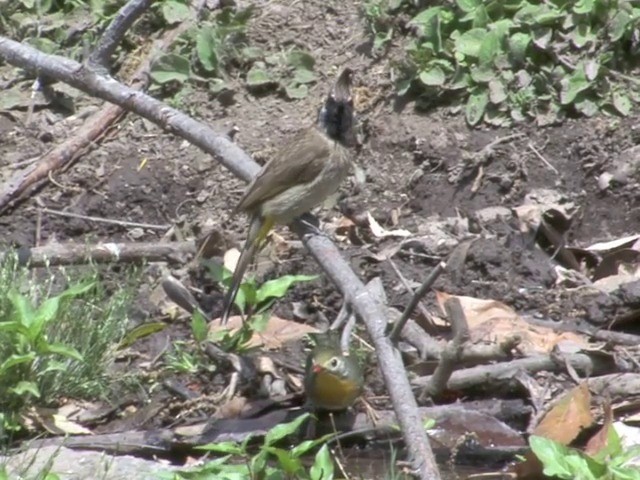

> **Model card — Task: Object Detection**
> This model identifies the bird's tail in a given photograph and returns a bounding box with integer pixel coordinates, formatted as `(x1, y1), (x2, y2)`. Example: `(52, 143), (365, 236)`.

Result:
(220, 215), (274, 325)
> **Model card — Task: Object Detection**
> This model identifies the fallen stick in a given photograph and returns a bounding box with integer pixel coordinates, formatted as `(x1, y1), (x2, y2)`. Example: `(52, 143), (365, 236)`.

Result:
(4, 241), (195, 267)
(412, 351), (616, 392)
(0, 38), (441, 478)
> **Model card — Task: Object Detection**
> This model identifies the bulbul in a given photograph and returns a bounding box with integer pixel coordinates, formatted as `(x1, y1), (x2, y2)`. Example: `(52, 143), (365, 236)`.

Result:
(304, 330), (364, 411)
(220, 68), (355, 324)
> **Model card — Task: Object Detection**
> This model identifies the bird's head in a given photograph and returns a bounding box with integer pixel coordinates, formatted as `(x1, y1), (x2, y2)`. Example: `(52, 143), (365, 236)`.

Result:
(317, 67), (354, 145)
(311, 349), (350, 379)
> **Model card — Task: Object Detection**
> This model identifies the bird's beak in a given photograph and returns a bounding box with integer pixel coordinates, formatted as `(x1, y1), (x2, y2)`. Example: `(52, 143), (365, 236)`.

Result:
(312, 362), (323, 373)
(330, 67), (353, 103)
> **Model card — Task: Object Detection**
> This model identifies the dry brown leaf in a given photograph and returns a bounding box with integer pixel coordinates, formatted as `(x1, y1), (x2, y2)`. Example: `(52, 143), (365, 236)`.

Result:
(210, 315), (319, 350)
(435, 292), (589, 354)
(533, 382), (594, 444)
(27, 406), (92, 435)
(585, 401), (613, 456)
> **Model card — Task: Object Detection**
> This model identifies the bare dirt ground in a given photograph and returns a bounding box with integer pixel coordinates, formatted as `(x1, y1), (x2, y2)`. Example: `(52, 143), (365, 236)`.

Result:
(2, 0), (640, 474)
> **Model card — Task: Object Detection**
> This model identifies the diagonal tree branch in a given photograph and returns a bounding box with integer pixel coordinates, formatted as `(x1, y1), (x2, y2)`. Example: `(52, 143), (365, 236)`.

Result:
(0, 37), (440, 479)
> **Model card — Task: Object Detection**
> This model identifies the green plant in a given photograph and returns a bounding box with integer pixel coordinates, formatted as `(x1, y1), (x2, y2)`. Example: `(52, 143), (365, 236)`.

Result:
(150, 5), (254, 94)
(1, 0), (123, 56)
(165, 413), (336, 480)
(202, 260), (318, 352)
(379, 0), (640, 125)
(529, 428), (640, 480)
(0, 255), (134, 440)
(245, 48), (318, 99)
(363, 0), (398, 52)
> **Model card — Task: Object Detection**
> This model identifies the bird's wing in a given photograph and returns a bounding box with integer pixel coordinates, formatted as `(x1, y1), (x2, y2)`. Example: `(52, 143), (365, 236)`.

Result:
(235, 129), (331, 213)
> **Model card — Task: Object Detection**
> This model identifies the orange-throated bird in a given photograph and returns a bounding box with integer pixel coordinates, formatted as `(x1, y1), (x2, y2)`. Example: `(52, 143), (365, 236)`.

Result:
(220, 68), (355, 324)
(304, 330), (364, 411)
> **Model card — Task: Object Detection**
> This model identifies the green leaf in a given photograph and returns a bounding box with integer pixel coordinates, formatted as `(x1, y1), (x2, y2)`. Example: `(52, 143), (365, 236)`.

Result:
(162, 0), (191, 24)
(293, 69), (317, 84)
(455, 28), (487, 57)
(532, 27), (553, 49)
(470, 64), (494, 83)
(570, 23), (594, 48)
(610, 11), (631, 41)
(290, 433), (335, 458)
(42, 342), (84, 361)
(612, 91), (632, 116)
(472, 4), (489, 28)
(410, 7), (442, 50)
(246, 66), (274, 87)
(250, 450), (268, 475)
(529, 436), (572, 477)
(9, 381), (40, 398)
(209, 78), (228, 94)
(573, 0), (594, 14)
(119, 322), (167, 349)
(256, 275), (318, 304)
(191, 311), (208, 343)
(196, 27), (218, 72)
(534, 7), (563, 26)
(419, 66), (445, 86)
(574, 96), (598, 117)
(198, 441), (244, 455)
(478, 31), (500, 64)
(609, 465), (640, 480)
(560, 67), (590, 105)
(285, 83), (309, 99)
(32, 297), (60, 337)
(0, 353), (36, 376)
(8, 290), (35, 328)
(584, 60), (599, 81)
(287, 50), (315, 70)
(150, 54), (191, 84)
(263, 447), (304, 475)
(508, 32), (530, 64)
(263, 413), (310, 446)
(488, 79), (506, 104)
(456, 0), (478, 13)
(310, 444), (334, 480)
(465, 90), (489, 125)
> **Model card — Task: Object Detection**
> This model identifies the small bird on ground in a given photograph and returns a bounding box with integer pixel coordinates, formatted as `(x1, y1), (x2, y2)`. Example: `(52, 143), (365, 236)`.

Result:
(304, 330), (364, 411)
(220, 68), (355, 324)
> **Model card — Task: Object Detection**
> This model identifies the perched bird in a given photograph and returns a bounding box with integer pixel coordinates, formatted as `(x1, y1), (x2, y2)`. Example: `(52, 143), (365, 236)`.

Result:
(220, 68), (355, 324)
(304, 330), (364, 411)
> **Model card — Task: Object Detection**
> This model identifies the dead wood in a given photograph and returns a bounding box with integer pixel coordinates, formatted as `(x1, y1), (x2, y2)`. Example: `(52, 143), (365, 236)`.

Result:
(420, 297), (470, 400)
(413, 351), (618, 392)
(4, 240), (195, 267)
(88, 0), (154, 69)
(0, 38), (440, 479)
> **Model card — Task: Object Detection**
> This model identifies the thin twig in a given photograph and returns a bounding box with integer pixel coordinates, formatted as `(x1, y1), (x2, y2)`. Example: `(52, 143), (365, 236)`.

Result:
(478, 132), (526, 154)
(419, 297), (469, 400)
(527, 142), (559, 174)
(41, 207), (171, 230)
(389, 261), (447, 344)
(387, 258), (434, 330)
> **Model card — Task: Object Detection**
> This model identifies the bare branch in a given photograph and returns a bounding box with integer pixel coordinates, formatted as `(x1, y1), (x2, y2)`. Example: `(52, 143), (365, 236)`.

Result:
(419, 297), (469, 400)
(389, 260), (446, 343)
(88, 0), (154, 69)
(6, 241), (195, 267)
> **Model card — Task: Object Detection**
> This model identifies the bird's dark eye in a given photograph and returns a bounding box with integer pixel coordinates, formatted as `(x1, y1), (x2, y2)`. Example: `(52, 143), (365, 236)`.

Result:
(328, 357), (340, 369)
